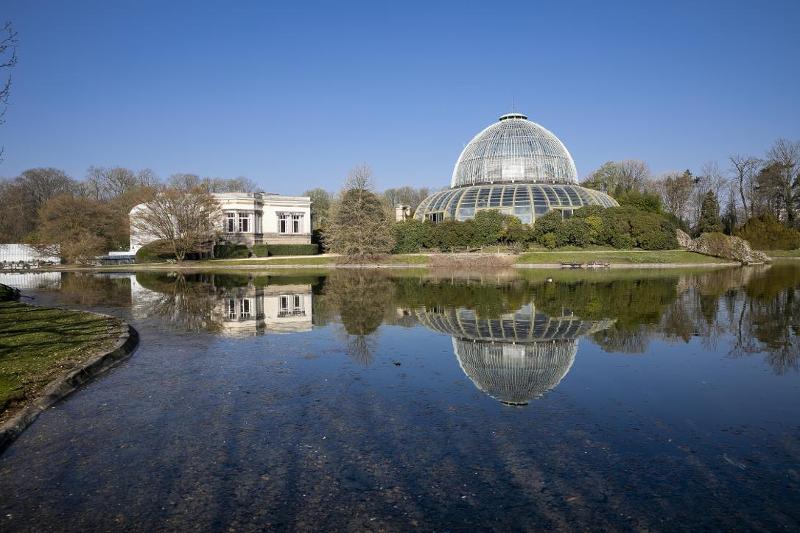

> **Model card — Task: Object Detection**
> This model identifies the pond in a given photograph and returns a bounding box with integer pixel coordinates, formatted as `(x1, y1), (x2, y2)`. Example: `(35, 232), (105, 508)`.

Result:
(0, 266), (799, 530)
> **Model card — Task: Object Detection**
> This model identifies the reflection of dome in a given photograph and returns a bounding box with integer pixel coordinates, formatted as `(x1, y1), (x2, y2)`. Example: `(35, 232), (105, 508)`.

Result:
(452, 113), (578, 187)
(454, 338), (576, 405)
(417, 305), (612, 405)
(417, 305), (609, 341)
(415, 113), (618, 224)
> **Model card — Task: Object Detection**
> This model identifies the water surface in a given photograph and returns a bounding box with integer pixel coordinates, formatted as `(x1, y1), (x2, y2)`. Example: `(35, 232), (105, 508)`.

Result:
(0, 266), (798, 531)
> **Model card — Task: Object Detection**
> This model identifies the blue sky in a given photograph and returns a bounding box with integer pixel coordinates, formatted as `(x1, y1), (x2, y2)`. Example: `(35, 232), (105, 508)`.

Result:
(2, 0), (799, 194)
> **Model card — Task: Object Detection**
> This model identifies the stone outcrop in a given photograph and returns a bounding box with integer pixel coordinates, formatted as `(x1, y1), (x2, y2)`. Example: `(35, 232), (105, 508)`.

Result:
(676, 230), (769, 265)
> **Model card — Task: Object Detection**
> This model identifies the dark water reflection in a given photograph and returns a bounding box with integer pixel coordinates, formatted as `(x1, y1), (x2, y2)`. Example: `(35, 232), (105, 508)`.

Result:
(0, 265), (798, 530)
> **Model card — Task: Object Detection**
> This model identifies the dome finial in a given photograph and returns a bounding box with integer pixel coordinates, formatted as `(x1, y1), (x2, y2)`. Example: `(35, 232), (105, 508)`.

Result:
(499, 112), (527, 121)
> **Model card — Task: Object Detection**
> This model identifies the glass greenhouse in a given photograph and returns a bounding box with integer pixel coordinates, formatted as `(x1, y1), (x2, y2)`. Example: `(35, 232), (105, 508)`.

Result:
(415, 112), (618, 224)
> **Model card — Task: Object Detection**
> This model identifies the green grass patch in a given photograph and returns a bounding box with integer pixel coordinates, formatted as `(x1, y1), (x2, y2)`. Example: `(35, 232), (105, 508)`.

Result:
(767, 249), (800, 258)
(516, 249), (733, 265)
(0, 302), (123, 416)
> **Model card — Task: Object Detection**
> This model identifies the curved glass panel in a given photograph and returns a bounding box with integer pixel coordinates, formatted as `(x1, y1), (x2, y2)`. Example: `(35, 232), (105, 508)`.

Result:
(451, 113), (578, 188)
(415, 184), (619, 223)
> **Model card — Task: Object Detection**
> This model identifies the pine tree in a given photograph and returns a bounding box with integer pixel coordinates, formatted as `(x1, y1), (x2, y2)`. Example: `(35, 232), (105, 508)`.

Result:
(697, 190), (723, 235)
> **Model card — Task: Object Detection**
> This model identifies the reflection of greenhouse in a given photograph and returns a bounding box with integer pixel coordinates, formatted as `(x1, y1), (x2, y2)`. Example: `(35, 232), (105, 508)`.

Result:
(417, 305), (612, 405)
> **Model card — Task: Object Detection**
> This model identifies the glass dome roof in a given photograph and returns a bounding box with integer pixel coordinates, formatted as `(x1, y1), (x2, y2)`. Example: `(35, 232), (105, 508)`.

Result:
(451, 113), (578, 188)
(414, 183), (618, 224)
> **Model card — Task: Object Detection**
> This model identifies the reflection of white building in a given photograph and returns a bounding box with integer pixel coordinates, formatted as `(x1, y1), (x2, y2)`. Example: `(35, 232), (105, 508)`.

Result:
(130, 192), (311, 253)
(216, 284), (313, 336)
(0, 271), (61, 290)
(129, 274), (313, 336)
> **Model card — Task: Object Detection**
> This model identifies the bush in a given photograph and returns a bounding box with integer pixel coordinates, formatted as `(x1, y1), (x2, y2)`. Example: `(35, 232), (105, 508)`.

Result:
(735, 215), (800, 250)
(214, 243), (250, 259)
(532, 206), (677, 250)
(267, 244), (318, 256)
(135, 240), (175, 263)
(252, 244), (269, 257)
(392, 219), (428, 253)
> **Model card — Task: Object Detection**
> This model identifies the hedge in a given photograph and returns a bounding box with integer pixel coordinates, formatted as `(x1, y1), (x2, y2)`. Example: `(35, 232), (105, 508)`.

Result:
(252, 244), (269, 257)
(135, 240), (176, 263)
(213, 243), (250, 259)
(267, 244), (318, 256)
(392, 206), (678, 252)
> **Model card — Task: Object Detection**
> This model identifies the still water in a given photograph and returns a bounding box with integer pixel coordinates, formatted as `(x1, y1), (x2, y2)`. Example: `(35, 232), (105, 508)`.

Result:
(0, 266), (799, 531)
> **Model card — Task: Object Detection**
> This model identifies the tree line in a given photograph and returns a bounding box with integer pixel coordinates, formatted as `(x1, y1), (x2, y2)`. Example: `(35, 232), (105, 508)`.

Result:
(0, 166), (258, 262)
(581, 138), (800, 240)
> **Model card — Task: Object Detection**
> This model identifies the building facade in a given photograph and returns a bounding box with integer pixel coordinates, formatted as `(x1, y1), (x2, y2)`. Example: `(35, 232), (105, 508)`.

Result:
(130, 192), (311, 254)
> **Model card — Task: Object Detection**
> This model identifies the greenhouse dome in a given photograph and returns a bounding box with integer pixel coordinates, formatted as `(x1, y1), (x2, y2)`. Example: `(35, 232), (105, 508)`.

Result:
(415, 112), (618, 224)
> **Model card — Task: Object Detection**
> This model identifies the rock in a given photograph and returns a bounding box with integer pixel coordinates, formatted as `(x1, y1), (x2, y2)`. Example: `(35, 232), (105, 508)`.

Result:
(678, 230), (770, 265)
(675, 229), (693, 249)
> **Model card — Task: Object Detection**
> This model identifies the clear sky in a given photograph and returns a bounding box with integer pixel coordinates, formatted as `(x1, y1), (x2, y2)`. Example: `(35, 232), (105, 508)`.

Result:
(2, 0), (799, 194)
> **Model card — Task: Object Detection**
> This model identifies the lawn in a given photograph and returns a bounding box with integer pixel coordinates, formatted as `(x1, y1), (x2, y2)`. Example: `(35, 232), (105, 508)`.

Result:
(201, 254), (430, 267)
(515, 249), (733, 265)
(0, 301), (124, 417)
(767, 250), (800, 258)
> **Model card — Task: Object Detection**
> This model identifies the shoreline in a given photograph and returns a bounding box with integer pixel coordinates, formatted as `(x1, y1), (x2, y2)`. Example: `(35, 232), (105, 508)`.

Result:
(0, 301), (139, 453)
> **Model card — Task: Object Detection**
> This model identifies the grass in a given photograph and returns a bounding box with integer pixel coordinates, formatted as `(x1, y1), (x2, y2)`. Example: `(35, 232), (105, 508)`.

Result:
(194, 254), (431, 267)
(0, 301), (123, 417)
(515, 249), (733, 265)
(767, 249), (800, 258)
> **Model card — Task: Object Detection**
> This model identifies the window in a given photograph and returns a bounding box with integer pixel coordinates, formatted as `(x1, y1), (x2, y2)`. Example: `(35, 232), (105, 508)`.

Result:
(240, 299), (251, 319)
(238, 213), (249, 233)
(279, 213), (303, 234)
(278, 294), (305, 317)
(226, 213), (236, 233)
(227, 299), (236, 319)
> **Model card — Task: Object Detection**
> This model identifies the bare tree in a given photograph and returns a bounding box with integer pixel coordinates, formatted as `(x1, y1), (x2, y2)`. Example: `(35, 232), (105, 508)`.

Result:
(85, 166), (156, 200)
(655, 170), (694, 222)
(766, 138), (800, 225)
(344, 164), (374, 191)
(729, 154), (760, 219)
(0, 21), (17, 162)
(131, 184), (221, 261)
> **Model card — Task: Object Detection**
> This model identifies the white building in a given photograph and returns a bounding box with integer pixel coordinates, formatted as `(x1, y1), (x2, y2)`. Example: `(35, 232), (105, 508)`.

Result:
(130, 192), (312, 254)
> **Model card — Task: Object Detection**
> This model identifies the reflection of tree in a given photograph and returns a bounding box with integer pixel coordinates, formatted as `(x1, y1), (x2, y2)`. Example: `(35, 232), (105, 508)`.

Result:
(134, 272), (224, 333)
(319, 271), (396, 365)
(58, 273), (132, 306)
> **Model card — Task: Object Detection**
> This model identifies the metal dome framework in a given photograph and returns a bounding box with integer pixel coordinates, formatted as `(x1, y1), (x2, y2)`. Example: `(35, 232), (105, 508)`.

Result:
(414, 112), (619, 224)
(414, 183), (618, 224)
(451, 113), (578, 188)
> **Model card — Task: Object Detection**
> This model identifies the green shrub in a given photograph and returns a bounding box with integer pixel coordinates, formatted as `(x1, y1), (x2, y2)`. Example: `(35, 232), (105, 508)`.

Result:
(735, 215), (800, 250)
(252, 244), (269, 257)
(214, 243), (250, 259)
(135, 240), (175, 263)
(268, 244), (318, 256)
(392, 219), (428, 253)
(555, 218), (592, 247)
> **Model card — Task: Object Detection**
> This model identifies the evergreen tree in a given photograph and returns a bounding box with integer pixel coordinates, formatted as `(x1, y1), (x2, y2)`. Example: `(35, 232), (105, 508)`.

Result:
(722, 194), (738, 235)
(697, 190), (723, 235)
(324, 166), (395, 259)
